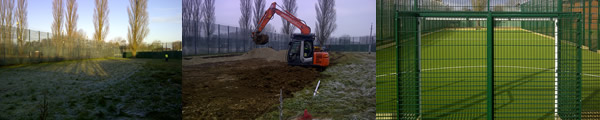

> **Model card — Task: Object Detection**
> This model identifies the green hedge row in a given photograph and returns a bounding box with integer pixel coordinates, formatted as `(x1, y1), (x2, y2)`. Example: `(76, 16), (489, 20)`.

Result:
(122, 51), (182, 59)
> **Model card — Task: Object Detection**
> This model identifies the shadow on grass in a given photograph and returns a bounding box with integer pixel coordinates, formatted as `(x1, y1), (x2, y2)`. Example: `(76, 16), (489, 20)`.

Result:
(425, 68), (552, 119)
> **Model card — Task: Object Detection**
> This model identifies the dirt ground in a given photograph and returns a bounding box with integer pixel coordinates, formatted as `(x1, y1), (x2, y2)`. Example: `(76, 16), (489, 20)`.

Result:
(182, 48), (287, 66)
(182, 58), (322, 119)
(182, 47), (375, 119)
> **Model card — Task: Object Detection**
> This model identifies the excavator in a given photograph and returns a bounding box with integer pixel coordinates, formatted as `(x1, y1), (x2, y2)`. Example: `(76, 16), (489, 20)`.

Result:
(252, 2), (329, 68)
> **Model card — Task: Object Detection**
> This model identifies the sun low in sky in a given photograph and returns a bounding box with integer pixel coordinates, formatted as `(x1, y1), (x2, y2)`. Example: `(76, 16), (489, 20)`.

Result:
(27, 0), (181, 44)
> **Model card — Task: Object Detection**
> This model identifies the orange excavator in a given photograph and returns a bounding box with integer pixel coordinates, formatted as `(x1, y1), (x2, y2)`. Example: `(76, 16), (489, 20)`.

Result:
(252, 2), (329, 67)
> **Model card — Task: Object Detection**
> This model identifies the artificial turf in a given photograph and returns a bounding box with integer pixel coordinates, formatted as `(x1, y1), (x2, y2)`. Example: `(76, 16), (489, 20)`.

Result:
(376, 29), (600, 119)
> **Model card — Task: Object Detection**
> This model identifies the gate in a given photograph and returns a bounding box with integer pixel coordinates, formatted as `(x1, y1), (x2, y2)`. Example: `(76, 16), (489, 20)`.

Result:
(377, 12), (584, 120)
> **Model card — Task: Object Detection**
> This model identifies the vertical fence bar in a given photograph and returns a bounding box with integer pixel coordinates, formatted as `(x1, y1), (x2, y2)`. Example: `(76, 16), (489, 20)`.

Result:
(577, 13), (583, 120)
(227, 26), (230, 53)
(29, 29), (31, 61)
(217, 26), (220, 54)
(589, 0), (592, 51)
(395, 12), (401, 119)
(582, 0), (586, 49)
(554, 17), (559, 119)
(413, 0), (418, 11)
(207, 26), (210, 55)
(416, 17), (422, 119)
(486, 14), (494, 120)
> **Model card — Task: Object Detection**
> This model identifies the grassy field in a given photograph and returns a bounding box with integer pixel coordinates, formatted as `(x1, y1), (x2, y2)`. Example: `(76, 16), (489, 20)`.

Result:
(258, 52), (376, 119)
(376, 29), (600, 119)
(0, 58), (182, 119)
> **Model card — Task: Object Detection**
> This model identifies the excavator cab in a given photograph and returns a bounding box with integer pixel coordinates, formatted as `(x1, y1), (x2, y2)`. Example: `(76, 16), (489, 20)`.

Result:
(251, 2), (329, 68)
(287, 34), (329, 67)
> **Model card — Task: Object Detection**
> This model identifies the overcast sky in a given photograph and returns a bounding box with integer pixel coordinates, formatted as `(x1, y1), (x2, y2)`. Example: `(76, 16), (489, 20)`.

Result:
(28, 0), (181, 44)
(215, 0), (376, 37)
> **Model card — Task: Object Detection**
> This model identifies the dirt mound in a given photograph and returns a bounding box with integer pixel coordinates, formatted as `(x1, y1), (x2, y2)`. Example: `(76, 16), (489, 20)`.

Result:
(182, 59), (320, 119)
(240, 48), (287, 62)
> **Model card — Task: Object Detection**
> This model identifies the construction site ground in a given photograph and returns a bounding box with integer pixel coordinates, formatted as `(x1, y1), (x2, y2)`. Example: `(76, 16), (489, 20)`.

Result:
(182, 48), (375, 119)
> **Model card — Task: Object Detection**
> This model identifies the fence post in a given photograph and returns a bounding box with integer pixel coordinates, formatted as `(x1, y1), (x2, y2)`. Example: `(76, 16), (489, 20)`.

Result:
(29, 29), (31, 61)
(218, 25), (220, 54)
(194, 31), (197, 55)
(486, 14), (495, 120)
(227, 26), (230, 53)
(368, 36), (372, 53)
(207, 26), (210, 55)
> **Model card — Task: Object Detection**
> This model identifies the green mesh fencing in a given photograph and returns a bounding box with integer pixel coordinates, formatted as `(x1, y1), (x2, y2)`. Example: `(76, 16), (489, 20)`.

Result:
(376, 0), (600, 119)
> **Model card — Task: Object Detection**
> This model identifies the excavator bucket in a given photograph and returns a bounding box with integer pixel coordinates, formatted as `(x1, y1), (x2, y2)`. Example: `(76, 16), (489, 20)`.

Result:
(252, 34), (269, 45)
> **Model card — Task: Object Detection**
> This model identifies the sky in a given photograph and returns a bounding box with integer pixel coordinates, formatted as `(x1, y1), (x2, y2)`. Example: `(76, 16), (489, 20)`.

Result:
(28, 0), (181, 44)
(214, 0), (376, 37)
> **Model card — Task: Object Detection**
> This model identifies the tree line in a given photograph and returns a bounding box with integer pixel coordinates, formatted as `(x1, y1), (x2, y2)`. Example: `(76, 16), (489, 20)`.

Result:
(183, 0), (337, 47)
(0, 0), (155, 59)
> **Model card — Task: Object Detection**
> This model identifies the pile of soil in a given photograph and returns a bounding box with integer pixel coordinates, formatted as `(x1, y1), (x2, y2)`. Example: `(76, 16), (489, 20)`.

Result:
(240, 48), (287, 62)
(182, 58), (321, 119)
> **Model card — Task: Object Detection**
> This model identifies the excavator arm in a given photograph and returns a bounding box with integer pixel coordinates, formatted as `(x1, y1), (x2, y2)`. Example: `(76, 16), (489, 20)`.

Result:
(252, 2), (311, 45)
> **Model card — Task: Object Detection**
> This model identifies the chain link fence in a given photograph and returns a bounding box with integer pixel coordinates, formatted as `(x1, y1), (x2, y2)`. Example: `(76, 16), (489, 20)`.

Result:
(0, 28), (119, 66)
(183, 23), (374, 56)
(377, 0), (600, 119)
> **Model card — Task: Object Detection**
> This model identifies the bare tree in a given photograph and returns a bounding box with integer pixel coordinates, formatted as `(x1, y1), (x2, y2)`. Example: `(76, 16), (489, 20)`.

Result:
(182, 0), (192, 37)
(471, 0), (487, 30)
(93, 0), (109, 44)
(1, 0), (4, 57)
(52, 0), (64, 56)
(65, 0), (77, 57)
(77, 29), (86, 39)
(315, 0), (336, 46)
(127, 0), (149, 57)
(112, 36), (126, 52)
(183, 0), (202, 54)
(281, 0), (297, 35)
(16, 0), (26, 56)
(239, 0), (252, 31)
(263, 24), (275, 33)
(202, 0), (215, 47)
(3, 0), (15, 55)
(172, 41), (182, 51)
(1, 1), (3, 58)
(253, 0), (265, 30)
(182, 0), (191, 38)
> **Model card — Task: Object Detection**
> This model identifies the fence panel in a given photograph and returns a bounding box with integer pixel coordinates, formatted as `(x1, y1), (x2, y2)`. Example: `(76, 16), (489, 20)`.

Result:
(183, 23), (375, 56)
(376, 1), (598, 119)
(1, 28), (119, 66)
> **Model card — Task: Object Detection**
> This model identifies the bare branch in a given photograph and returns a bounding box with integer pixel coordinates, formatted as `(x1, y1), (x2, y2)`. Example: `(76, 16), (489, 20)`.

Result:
(239, 0), (252, 31)
(202, 0), (215, 38)
(253, 0), (265, 30)
(315, 0), (336, 46)
(281, 0), (297, 35)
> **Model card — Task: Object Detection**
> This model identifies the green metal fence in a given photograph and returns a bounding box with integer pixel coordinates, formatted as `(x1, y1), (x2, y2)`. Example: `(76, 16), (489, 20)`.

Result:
(376, 0), (600, 120)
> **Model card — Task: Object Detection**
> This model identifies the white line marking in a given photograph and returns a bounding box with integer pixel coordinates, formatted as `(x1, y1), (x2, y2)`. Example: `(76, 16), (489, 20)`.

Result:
(376, 65), (600, 78)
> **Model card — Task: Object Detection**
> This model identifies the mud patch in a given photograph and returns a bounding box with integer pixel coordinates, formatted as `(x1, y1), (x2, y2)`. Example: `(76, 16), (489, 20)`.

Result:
(182, 58), (321, 119)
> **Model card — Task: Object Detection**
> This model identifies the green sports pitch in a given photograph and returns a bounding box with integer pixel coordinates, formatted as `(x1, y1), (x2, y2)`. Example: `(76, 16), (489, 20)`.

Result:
(376, 29), (600, 119)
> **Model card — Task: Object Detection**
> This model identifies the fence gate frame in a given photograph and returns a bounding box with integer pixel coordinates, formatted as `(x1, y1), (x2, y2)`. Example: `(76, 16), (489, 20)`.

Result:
(395, 11), (583, 120)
